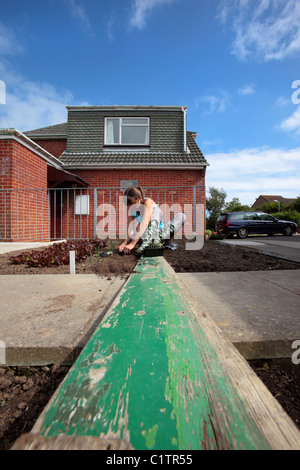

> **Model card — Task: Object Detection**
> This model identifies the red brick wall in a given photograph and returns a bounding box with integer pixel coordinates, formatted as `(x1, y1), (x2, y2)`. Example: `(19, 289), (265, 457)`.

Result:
(0, 139), (12, 189)
(31, 139), (67, 159)
(72, 168), (205, 188)
(1, 135), (206, 241)
(0, 139), (50, 242)
(10, 141), (48, 189)
(53, 168), (206, 240)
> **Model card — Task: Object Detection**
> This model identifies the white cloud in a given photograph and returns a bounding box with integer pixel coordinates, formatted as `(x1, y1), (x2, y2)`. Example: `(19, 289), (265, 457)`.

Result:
(0, 80), (5, 105)
(280, 107), (300, 135)
(200, 90), (231, 115)
(218, 0), (300, 61)
(238, 83), (255, 95)
(206, 146), (300, 205)
(129, 0), (180, 29)
(2, 81), (71, 131)
(275, 96), (290, 107)
(0, 23), (87, 131)
(65, 0), (93, 33)
(0, 21), (24, 57)
(106, 14), (115, 42)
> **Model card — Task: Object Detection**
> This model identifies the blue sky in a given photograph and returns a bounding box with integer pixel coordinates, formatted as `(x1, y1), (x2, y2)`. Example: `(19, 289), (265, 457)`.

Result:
(0, 0), (300, 206)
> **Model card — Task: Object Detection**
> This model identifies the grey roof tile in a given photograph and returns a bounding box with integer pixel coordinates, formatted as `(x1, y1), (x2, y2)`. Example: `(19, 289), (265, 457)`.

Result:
(60, 149), (207, 167)
(24, 122), (68, 137)
(24, 123), (208, 167)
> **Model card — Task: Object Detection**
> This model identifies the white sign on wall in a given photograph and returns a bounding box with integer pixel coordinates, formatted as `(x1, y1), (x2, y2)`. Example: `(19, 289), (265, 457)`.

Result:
(75, 195), (89, 215)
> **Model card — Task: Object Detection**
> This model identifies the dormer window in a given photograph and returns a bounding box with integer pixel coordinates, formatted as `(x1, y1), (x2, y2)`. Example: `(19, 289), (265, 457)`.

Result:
(104, 117), (150, 146)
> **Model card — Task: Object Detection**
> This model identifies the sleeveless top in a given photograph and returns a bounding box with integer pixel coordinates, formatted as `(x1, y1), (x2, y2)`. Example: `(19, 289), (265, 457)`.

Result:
(131, 198), (164, 228)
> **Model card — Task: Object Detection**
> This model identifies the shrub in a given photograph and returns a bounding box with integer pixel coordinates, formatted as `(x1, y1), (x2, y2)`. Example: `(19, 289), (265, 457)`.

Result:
(256, 201), (287, 213)
(287, 196), (300, 212)
(270, 210), (300, 227)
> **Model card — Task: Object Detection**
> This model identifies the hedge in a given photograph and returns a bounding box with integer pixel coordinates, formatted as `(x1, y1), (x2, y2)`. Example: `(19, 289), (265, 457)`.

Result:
(270, 210), (300, 227)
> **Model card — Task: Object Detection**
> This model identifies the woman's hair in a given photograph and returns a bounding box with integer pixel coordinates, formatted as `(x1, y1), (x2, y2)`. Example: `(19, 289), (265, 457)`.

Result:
(124, 186), (144, 205)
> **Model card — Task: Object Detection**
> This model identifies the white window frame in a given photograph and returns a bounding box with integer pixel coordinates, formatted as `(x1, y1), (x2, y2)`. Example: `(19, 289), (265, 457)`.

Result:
(104, 117), (150, 146)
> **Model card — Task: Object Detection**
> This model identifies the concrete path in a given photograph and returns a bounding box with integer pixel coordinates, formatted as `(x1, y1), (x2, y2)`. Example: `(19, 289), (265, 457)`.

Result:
(0, 240), (66, 255)
(178, 236), (300, 359)
(0, 274), (125, 365)
(177, 270), (300, 360)
(218, 234), (300, 263)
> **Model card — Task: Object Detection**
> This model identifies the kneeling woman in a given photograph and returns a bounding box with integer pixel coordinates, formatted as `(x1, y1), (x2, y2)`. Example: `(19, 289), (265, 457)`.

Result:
(118, 186), (186, 255)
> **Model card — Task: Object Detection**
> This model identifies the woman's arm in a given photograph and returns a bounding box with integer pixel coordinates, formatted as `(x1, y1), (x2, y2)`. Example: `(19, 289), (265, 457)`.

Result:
(118, 215), (135, 252)
(134, 199), (152, 243)
(123, 200), (153, 253)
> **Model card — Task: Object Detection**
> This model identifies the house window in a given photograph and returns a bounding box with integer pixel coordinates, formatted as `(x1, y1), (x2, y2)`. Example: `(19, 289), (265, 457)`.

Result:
(75, 195), (89, 215)
(105, 117), (149, 146)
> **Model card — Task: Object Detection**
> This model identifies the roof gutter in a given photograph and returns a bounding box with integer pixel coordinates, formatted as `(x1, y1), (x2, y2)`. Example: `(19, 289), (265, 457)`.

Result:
(66, 105), (187, 112)
(182, 106), (187, 152)
(61, 163), (208, 170)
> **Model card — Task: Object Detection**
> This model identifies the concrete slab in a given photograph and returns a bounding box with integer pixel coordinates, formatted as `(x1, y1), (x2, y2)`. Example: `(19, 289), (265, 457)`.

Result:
(177, 270), (300, 360)
(220, 240), (267, 247)
(219, 235), (300, 263)
(0, 240), (66, 255)
(0, 274), (125, 366)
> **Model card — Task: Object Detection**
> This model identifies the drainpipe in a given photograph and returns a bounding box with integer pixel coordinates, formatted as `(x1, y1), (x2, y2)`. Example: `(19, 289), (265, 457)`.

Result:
(182, 106), (187, 152)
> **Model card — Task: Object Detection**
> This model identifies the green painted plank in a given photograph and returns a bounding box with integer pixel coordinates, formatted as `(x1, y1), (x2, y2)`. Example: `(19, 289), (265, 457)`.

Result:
(37, 257), (271, 450)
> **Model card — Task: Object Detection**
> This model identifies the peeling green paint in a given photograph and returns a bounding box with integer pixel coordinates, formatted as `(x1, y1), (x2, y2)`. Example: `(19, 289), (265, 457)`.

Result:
(38, 257), (271, 450)
(144, 424), (159, 448)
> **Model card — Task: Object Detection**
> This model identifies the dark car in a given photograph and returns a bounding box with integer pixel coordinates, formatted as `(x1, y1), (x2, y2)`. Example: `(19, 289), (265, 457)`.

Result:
(216, 211), (297, 238)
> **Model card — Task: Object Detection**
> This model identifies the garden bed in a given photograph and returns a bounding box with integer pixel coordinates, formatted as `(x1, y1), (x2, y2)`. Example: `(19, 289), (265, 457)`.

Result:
(1, 238), (299, 276)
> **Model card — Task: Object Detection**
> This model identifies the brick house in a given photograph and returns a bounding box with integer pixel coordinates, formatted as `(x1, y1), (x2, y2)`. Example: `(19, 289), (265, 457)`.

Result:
(0, 105), (208, 242)
(251, 195), (295, 209)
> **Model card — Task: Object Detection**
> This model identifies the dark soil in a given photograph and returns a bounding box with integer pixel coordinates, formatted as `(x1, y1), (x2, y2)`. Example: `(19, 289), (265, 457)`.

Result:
(0, 238), (299, 450)
(163, 239), (300, 273)
(249, 359), (300, 432)
(0, 365), (70, 450)
(1, 238), (299, 276)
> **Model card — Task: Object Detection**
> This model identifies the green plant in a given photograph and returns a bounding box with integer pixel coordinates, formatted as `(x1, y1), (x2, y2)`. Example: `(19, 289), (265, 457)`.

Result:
(109, 239), (116, 252)
(287, 196), (300, 212)
(256, 201), (287, 213)
(270, 210), (300, 227)
(206, 186), (227, 231)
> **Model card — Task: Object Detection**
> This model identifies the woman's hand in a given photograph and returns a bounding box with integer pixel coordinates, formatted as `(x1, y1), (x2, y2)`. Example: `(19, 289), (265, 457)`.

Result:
(118, 242), (127, 253)
(123, 242), (136, 254)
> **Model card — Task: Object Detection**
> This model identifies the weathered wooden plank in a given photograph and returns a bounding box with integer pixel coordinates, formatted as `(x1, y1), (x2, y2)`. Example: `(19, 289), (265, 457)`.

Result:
(11, 434), (133, 450)
(28, 257), (300, 450)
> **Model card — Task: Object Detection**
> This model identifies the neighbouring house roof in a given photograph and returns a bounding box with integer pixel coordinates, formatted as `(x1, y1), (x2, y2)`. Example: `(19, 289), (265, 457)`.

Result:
(24, 122), (68, 139)
(252, 195), (295, 208)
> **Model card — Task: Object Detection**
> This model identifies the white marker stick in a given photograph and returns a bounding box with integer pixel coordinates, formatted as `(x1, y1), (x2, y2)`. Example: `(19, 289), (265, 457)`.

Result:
(70, 251), (76, 275)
